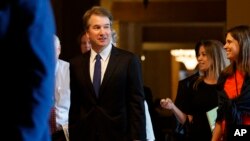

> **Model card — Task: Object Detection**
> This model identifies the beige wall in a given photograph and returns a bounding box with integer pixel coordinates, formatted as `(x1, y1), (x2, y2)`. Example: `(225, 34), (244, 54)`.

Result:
(227, 0), (250, 29)
(101, 0), (250, 102)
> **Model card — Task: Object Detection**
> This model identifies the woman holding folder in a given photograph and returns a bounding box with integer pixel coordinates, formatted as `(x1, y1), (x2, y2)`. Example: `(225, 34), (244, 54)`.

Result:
(161, 40), (228, 140)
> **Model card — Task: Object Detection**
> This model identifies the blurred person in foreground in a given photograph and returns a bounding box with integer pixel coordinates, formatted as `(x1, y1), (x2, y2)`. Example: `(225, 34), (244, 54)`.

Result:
(0, 0), (55, 141)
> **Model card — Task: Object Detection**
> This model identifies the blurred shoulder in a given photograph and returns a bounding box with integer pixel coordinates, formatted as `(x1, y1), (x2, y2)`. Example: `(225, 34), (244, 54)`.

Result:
(179, 71), (199, 84)
(112, 46), (139, 60)
(58, 59), (69, 68)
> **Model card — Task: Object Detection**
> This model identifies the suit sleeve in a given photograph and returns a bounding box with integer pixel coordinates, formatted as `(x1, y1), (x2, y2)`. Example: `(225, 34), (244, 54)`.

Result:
(68, 60), (82, 141)
(128, 55), (146, 140)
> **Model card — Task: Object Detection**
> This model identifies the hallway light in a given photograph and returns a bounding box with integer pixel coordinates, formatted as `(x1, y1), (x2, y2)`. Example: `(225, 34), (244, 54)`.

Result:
(170, 49), (198, 70)
(141, 55), (146, 61)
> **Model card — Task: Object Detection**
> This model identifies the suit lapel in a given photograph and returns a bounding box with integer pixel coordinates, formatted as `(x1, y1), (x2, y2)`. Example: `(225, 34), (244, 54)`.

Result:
(99, 47), (120, 97)
(80, 52), (98, 99)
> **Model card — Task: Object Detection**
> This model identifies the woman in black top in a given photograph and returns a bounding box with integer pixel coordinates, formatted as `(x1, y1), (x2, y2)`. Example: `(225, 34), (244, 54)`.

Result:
(160, 40), (229, 140)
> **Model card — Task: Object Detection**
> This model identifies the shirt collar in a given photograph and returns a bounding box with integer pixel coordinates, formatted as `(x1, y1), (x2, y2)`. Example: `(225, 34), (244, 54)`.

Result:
(90, 43), (112, 62)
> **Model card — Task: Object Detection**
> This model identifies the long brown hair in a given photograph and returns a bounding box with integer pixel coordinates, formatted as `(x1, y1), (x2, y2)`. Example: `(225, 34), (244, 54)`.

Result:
(222, 25), (250, 76)
(193, 40), (228, 89)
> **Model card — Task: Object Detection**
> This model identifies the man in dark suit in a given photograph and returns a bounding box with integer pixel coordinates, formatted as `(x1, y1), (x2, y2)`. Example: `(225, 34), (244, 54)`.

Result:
(69, 6), (146, 141)
(0, 0), (55, 141)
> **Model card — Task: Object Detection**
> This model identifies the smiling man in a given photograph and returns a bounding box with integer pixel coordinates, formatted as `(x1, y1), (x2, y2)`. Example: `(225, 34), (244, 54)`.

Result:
(68, 6), (146, 141)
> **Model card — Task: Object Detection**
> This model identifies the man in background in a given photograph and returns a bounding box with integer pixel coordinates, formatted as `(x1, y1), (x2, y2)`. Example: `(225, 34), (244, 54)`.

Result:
(79, 31), (92, 54)
(51, 35), (70, 141)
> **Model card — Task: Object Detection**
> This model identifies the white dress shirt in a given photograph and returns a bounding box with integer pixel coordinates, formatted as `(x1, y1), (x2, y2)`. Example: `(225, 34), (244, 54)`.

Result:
(89, 43), (112, 83)
(55, 59), (71, 130)
(145, 101), (155, 141)
(89, 43), (154, 140)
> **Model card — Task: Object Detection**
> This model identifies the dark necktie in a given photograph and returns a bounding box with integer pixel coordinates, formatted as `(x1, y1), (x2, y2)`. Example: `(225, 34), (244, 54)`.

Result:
(93, 54), (101, 97)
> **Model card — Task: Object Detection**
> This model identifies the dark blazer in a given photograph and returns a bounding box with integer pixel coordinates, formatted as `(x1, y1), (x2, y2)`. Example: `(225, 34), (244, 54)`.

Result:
(1, 0), (55, 141)
(173, 71), (199, 141)
(175, 71), (199, 111)
(69, 46), (146, 141)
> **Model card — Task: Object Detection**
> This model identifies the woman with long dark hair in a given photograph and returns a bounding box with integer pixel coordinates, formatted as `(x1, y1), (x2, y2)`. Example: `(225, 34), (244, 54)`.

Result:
(212, 25), (250, 141)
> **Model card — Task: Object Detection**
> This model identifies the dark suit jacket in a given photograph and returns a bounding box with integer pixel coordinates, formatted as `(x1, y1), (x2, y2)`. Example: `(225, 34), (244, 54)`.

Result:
(69, 46), (146, 141)
(0, 0), (55, 141)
